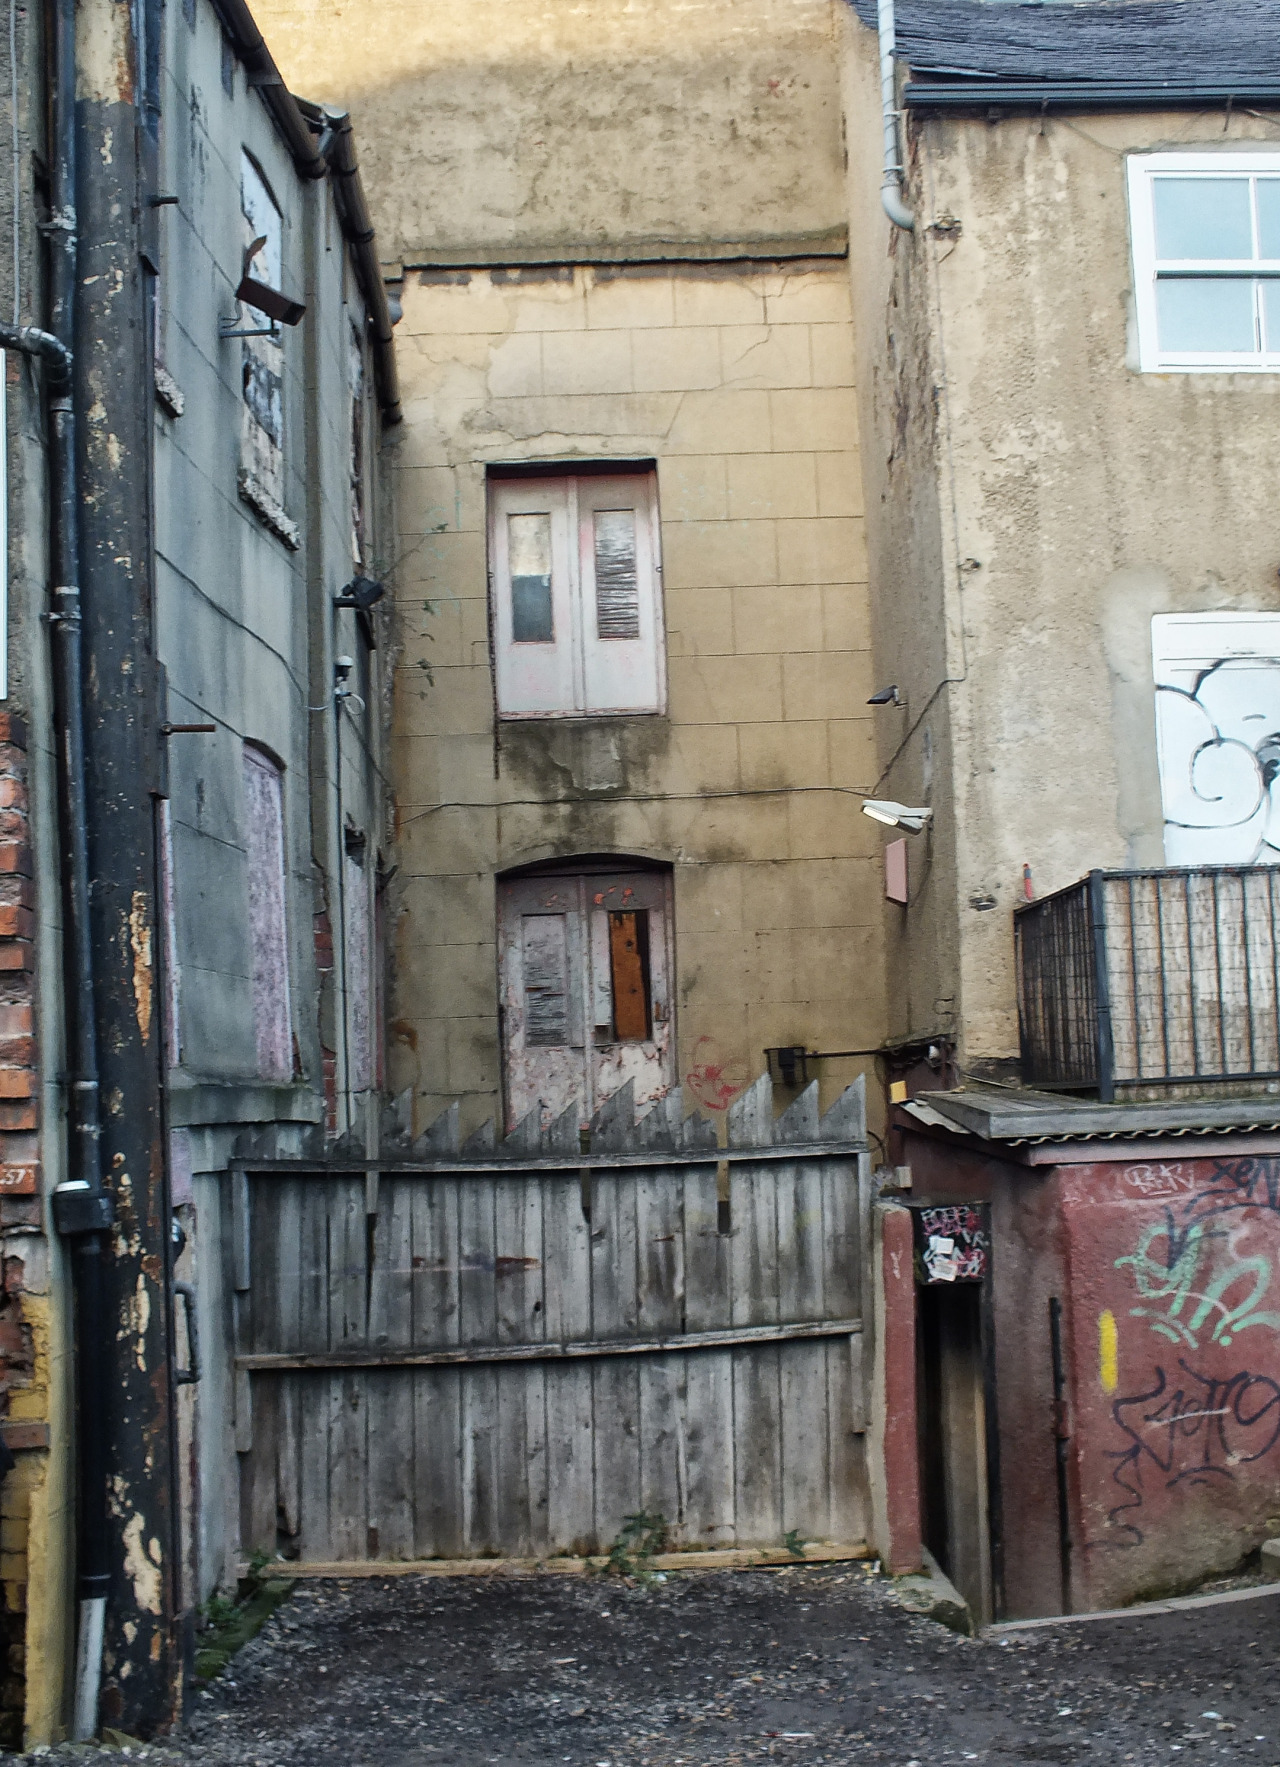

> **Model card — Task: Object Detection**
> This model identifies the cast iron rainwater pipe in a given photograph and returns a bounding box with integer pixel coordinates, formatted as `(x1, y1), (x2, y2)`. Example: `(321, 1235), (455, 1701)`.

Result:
(0, 0), (116, 1740)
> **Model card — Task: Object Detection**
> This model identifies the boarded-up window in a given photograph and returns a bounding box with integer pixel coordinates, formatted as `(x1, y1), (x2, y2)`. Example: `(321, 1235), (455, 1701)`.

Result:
(489, 469), (664, 717)
(239, 153), (286, 507)
(593, 510), (640, 640)
(522, 914), (571, 1045)
(243, 745), (292, 1080)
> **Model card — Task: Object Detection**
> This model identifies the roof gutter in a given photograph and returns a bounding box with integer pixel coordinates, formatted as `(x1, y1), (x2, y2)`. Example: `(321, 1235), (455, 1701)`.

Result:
(302, 102), (403, 425)
(905, 79), (1280, 114)
(209, 0), (402, 425)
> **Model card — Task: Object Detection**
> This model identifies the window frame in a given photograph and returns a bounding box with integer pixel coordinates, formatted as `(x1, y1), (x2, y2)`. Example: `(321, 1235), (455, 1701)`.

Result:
(488, 467), (667, 720)
(1129, 151), (1280, 373)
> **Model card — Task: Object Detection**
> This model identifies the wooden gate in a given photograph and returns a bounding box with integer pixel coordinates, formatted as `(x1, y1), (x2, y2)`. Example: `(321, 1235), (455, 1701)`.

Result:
(231, 1075), (870, 1564)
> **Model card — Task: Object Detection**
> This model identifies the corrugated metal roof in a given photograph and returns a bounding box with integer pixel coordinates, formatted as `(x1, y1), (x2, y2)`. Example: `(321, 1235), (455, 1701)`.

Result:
(846, 0), (1280, 88)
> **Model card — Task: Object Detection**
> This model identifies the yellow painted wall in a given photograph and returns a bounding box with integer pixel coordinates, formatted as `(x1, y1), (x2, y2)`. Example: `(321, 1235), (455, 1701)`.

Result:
(389, 260), (886, 1135)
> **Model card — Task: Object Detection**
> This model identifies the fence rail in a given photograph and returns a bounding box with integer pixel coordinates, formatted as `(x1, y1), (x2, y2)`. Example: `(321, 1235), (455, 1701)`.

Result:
(1016, 865), (1280, 1099)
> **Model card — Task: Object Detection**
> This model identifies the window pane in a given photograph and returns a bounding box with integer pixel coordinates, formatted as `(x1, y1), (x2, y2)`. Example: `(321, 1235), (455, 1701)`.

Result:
(1153, 178), (1252, 260)
(594, 509), (640, 640)
(522, 914), (570, 1045)
(1258, 180), (1280, 258)
(1262, 280), (1280, 353)
(1156, 277), (1255, 353)
(508, 511), (554, 643)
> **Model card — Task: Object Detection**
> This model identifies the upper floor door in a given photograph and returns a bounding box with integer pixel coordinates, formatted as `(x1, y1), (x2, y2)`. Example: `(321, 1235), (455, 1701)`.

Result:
(497, 865), (675, 1133)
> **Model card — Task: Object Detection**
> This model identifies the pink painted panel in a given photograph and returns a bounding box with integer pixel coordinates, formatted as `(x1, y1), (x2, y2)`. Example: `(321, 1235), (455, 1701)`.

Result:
(243, 744), (292, 1081)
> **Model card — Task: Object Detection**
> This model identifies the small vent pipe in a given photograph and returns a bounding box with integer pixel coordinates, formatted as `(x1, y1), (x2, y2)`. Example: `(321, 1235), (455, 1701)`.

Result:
(878, 0), (915, 231)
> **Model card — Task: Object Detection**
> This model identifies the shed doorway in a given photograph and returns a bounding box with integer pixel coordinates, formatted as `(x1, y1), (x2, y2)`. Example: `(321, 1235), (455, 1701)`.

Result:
(919, 1280), (995, 1626)
(497, 862), (675, 1133)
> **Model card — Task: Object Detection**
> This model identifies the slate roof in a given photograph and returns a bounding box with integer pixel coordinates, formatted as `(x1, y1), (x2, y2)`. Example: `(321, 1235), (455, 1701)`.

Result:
(847, 0), (1280, 93)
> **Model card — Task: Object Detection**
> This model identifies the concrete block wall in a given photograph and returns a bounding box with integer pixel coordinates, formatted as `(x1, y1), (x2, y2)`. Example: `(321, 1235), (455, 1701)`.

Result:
(389, 259), (887, 1136)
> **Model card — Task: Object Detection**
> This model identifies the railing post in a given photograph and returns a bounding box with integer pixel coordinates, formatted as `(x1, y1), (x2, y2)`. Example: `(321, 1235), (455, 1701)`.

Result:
(1088, 870), (1115, 1102)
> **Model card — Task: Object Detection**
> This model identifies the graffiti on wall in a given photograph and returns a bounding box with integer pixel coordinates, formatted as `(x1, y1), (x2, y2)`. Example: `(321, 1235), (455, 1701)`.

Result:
(1103, 1157), (1280, 1545)
(1153, 612), (1280, 867)
(1106, 1360), (1280, 1546)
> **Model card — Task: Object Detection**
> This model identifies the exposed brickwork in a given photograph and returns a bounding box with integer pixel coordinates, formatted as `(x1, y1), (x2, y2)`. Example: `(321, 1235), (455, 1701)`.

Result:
(0, 720), (40, 1746)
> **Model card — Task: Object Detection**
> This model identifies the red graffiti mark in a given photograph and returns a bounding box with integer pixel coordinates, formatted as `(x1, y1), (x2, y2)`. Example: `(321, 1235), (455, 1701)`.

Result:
(685, 1036), (749, 1112)
(593, 892), (605, 905)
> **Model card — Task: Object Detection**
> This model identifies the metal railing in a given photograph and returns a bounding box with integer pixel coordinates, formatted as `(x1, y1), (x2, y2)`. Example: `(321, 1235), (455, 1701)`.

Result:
(1015, 866), (1280, 1101)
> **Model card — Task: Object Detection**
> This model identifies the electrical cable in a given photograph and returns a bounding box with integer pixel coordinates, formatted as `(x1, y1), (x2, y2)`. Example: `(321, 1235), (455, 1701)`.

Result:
(397, 781), (881, 828)
(8, 0), (17, 325)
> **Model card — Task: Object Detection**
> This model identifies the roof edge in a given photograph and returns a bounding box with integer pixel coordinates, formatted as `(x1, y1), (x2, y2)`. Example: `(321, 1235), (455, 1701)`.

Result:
(906, 78), (1280, 115)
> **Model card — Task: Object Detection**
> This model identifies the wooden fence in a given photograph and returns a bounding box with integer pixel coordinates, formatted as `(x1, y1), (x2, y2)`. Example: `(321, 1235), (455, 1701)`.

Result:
(231, 1074), (871, 1564)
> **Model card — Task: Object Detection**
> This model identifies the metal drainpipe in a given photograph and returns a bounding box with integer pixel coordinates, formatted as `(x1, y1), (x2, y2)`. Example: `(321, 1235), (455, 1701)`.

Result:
(41, 0), (114, 1742)
(877, 0), (916, 231)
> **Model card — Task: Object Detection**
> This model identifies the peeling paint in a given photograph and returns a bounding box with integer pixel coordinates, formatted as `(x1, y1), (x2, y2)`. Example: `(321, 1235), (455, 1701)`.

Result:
(120, 1513), (162, 1617)
(123, 1272), (151, 1372)
(128, 891), (153, 1045)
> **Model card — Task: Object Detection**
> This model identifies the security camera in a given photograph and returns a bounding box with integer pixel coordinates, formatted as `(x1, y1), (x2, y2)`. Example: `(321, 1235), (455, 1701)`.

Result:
(334, 655), (354, 682)
(861, 799), (933, 834)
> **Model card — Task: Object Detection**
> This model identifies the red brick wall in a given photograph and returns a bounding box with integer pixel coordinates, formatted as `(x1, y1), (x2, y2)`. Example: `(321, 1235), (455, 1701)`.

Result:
(0, 714), (40, 1747)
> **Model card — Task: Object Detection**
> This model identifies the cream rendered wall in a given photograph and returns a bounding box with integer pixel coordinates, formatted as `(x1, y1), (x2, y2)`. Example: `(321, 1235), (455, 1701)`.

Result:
(389, 261), (884, 1134)
(226, 0), (846, 266)
(843, 3), (1280, 1070)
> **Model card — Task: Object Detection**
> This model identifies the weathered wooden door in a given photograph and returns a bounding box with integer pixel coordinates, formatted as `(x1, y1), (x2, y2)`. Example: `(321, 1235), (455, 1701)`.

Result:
(232, 1076), (869, 1564)
(496, 868), (676, 1134)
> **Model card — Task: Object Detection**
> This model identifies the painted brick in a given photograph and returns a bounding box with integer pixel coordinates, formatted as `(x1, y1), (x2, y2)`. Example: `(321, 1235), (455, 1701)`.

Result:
(0, 946), (33, 975)
(0, 1106), (36, 1134)
(0, 1168), (37, 1197)
(0, 846), (31, 879)
(0, 909), (34, 942)
(0, 1071), (34, 1100)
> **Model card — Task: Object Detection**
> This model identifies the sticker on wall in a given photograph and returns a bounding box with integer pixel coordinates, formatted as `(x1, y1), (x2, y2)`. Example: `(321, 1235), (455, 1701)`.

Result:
(1152, 612), (1280, 865)
(913, 1204), (989, 1284)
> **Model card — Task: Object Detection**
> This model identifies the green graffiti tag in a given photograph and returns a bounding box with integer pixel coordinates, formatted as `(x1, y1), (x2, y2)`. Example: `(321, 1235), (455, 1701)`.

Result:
(1115, 1215), (1280, 1350)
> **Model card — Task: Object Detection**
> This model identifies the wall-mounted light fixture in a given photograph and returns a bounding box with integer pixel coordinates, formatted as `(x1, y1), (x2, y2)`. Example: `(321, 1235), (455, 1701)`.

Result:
(867, 684), (903, 707)
(862, 798), (932, 834)
(220, 236), (307, 339)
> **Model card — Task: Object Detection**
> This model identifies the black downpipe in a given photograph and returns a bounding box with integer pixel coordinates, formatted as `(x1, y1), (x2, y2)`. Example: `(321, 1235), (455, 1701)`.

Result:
(1048, 1296), (1073, 1615)
(42, 0), (115, 1741)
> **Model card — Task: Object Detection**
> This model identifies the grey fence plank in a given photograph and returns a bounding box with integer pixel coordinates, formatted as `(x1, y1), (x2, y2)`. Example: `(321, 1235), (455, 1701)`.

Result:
(544, 1172), (596, 1552)
(459, 1179), (499, 1553)
(639, 1351), (685, 1539)
(413, 1367), (463, 1560)
(545, 1360), (594, 1555)
(495, 1177), (545, 1555)
(369, 1178), (414, 1558)
(682, 1163), (729, 1332)
(411, 1178), (462, 1557)
(682, 1348), (736, 1547)
(732, 1342), (783, 1546)
(273, 1181), (304, 1544)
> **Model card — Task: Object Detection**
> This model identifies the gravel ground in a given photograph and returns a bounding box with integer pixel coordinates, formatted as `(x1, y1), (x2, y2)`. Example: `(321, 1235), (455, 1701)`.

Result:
(14, 1563), (1280, 1766)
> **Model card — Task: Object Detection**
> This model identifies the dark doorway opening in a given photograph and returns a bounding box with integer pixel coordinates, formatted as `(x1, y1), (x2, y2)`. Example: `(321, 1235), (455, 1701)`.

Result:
(918, 1281), (995, 1625)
